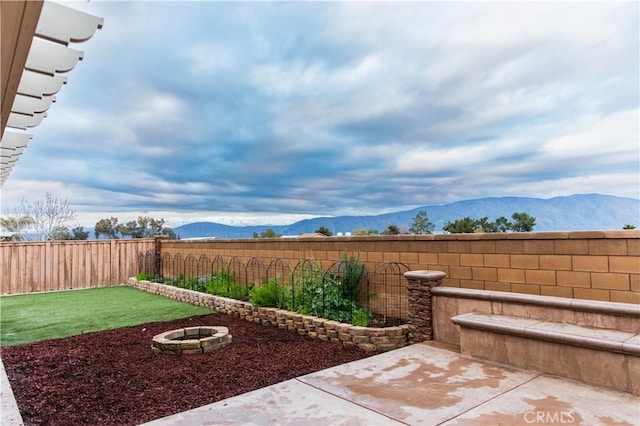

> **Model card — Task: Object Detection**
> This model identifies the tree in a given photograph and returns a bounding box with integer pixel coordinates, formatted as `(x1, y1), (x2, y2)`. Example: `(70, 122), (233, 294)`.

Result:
(443, 212), (534, 234)
(71, 226), (89, 240)
(0, 216), (35, 241)
(443, 217), (477, 233)
(162, 227), (178, 239)
(476, 217), (496, 233)
(119, 216), (166, 238)
(623, 224), (636, 230)
(381, 224), (401, 235)
(494, 216), (511, 232)
(253, 228), (281, 238)
(51, 225), (90, 240)
(315, 226), (333, 236)
(51, 225), (71, 240)
(50, 225), (88, 240)
(95, 217), (119, 239)
(94, 216), (177, 239)
(510, 212), (536, 232)
(352, 228), (378, 235)
(8, 193), (78, 241)
(409, 210), (435, 234)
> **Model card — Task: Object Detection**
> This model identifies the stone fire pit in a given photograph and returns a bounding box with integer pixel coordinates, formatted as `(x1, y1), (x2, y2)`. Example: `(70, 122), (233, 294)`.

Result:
(152, 326), (232, 355)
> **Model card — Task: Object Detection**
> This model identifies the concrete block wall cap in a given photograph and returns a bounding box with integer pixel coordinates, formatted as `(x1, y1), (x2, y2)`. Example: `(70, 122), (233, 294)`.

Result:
(404, 270), (446, 280)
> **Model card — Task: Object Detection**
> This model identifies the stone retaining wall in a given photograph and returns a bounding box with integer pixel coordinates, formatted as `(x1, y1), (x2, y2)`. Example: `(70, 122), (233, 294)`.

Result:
(128, 278), (409, 352)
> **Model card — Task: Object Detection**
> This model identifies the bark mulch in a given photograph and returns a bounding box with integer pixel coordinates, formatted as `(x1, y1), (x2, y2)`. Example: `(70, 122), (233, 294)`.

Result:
(1, 313), (377, 425)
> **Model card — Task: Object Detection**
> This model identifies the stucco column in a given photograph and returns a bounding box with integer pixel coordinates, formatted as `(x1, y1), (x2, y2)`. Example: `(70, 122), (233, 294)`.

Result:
(404, 270), (446, 343)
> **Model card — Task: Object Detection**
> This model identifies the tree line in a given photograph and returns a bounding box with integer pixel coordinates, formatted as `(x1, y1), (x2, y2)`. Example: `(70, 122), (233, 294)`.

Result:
(379, 210), (537, 234)
(253, 211), (538, 238)
(0, 193), (177, 241)
(94, 216), (177, 239)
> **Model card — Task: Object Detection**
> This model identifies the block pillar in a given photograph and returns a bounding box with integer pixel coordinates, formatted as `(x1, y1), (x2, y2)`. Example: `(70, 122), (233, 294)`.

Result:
(404, 270), (446, 343)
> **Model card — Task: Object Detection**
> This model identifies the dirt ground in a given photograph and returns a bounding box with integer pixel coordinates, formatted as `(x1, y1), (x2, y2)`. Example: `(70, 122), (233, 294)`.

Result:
(1, 313), (376, 425)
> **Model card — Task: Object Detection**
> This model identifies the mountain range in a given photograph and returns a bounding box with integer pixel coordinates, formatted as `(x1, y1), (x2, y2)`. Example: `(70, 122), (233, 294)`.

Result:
(174, 194), (639, 239)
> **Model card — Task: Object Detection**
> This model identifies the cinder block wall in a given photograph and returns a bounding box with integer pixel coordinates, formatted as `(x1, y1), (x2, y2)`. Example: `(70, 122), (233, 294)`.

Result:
(159, 230), (640, 304)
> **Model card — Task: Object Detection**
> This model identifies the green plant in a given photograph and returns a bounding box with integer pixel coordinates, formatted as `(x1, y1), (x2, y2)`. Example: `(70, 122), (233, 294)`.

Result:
(204, 269), (250, 300)
(136, 271), (154, 281)
(322, 281), (359, 323)
(352, 307), (372, 327)
(166, 274), (202, 292)
(293, 268), (325, 316)
(250, 279), (288, 308)
(338, 251), (366, 301)
(136, 271), (164, 283)
(288, 258), (370, 323)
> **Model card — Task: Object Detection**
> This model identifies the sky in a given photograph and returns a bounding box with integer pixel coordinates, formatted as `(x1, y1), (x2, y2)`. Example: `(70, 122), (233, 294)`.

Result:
(1, 1), (639, 228)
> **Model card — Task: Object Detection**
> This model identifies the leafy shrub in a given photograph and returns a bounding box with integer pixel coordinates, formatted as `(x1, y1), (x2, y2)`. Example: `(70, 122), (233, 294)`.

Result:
(203, 269), (250, 299)
(291, 268), (323, 313)
(136, 271), (164, 283)
(168, 274), (202, 292)
(293, 274), (360, 323)
(352, 307), (372, 327)
(338, 251), (366, 300)
(136, 271), (155, 281)
(323, 282), (359, 323)
(163, 270), (249, 299)
(250, 279), (289, 308)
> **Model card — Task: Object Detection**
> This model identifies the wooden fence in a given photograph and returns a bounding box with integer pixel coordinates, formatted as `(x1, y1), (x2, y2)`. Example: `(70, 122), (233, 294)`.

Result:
(0, 239), (154, 295)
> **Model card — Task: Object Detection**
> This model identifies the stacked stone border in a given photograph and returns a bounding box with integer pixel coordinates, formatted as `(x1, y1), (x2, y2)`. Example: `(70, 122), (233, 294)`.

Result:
(129, 278), (409, 352)
(152, 326), (232, 355)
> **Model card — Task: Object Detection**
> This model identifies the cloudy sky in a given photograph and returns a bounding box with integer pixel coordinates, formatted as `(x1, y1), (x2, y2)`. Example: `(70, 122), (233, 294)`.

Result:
(2, 1), (638, 227)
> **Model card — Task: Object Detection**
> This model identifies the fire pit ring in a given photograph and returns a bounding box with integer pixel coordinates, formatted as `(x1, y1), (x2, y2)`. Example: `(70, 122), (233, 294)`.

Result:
(152, 326), (232, 355)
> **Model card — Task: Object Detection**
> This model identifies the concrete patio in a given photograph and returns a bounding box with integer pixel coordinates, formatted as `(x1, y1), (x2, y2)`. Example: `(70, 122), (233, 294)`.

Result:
(143, 342), (640, 426)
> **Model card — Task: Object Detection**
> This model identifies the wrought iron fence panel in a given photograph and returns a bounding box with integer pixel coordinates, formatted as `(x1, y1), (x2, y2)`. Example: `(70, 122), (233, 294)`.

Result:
(291, 259), (323, 313)
(324, 258), (367, 301)
(264, 257), (292, 309)
(266, 258), (292, 286)
(137, 250), (156, 276)
(227, 257), (246, 284)
(320, 259), (367, 322)
(196, 254), (212, 278)
(172, 253), (184, 281)
(245, 257), (267, 287)
(220, 256), (248, 299)
(184, 254), (198, 279)
(365, 262), (410, 325)
(160, 252), (173, 280)
(211, 255), (226, 276)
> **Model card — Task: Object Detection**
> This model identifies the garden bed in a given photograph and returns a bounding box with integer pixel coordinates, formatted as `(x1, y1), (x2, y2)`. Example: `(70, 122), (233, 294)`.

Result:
(130, 278), (410, 352)
(1, 312), (376, 426)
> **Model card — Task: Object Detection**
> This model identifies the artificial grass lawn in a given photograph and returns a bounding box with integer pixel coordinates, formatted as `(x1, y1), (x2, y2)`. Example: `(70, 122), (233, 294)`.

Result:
(0, 286), (212, 346)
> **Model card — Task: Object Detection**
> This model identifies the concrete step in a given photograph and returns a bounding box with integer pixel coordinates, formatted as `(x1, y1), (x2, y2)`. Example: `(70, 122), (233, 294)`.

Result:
(451, 312), (640, 394)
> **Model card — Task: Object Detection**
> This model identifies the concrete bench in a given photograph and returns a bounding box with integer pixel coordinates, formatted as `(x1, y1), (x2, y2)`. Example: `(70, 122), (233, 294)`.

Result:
(431, 288), (640, 394)
(452, 312), (640, 355)
(450, 311), (640, 394)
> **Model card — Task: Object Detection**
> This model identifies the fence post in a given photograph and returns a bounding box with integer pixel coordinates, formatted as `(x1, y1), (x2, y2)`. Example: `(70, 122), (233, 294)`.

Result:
(154, 236), (168, 277)
(404, 270), (446, 344)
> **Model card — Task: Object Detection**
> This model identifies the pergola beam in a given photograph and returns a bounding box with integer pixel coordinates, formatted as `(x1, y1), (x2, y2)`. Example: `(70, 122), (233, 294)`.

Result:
(1, 0), (44, 139)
